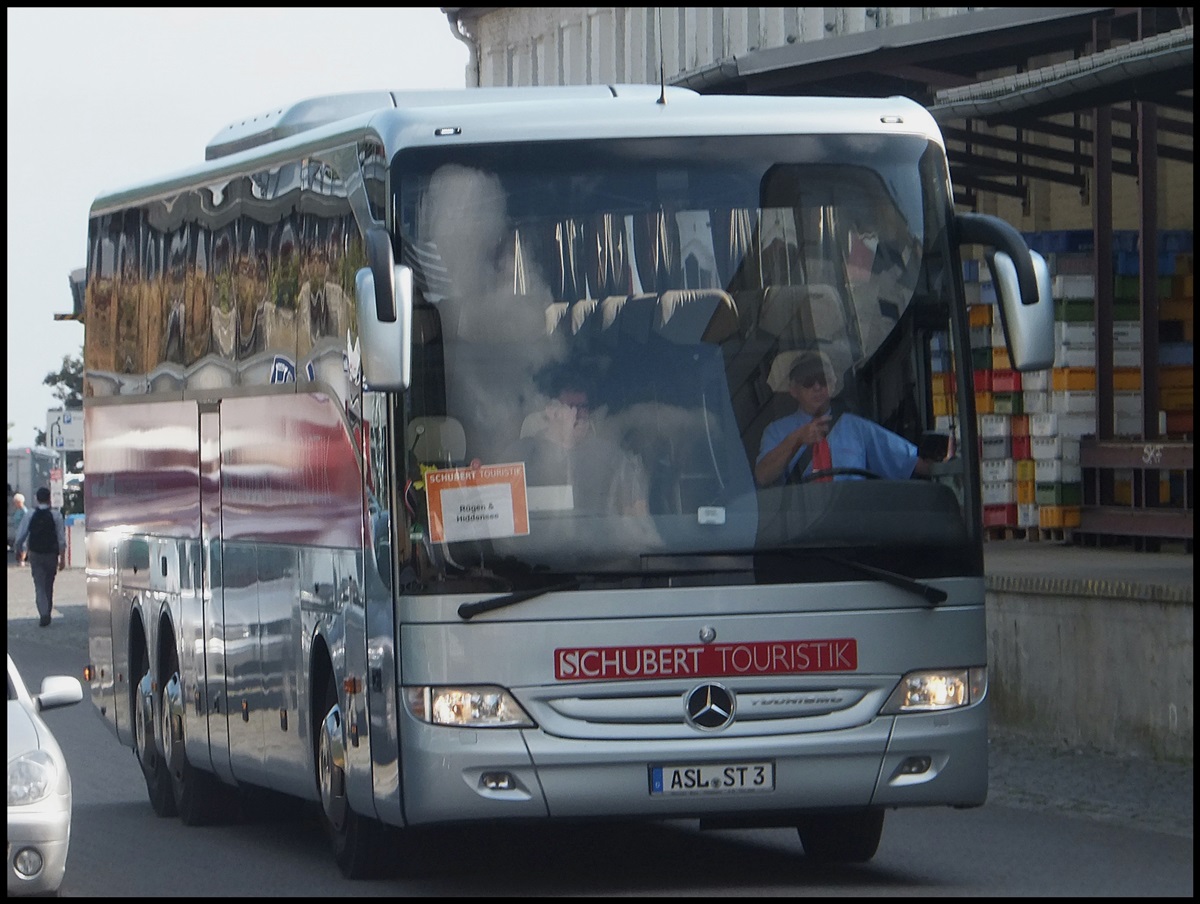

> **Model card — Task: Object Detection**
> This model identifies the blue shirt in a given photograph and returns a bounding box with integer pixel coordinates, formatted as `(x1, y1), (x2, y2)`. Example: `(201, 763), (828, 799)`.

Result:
(757, 410), (918, 485)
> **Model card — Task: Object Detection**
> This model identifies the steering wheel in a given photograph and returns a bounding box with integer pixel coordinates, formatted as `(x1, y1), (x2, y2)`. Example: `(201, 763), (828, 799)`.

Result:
(796, 467), (882, 484)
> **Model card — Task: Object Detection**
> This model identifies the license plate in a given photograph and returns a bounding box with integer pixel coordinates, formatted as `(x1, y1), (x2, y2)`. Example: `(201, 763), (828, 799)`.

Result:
(649, 761), (775, 795)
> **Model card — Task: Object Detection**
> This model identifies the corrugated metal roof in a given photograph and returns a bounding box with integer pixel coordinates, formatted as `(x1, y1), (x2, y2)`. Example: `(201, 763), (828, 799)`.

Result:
(929, 25), (1193, 120)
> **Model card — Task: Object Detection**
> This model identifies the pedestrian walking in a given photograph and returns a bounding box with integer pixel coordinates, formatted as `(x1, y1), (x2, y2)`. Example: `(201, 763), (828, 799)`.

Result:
(13, 487), (67, 626)
(10, 492), (29, 564)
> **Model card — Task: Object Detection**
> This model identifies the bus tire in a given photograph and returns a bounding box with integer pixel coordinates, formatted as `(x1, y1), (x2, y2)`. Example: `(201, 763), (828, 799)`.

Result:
(134, 666), (177, 818)
(316, 677), (390, 878)
(161, 645), (237, 826)
(796, 809), (885, 863)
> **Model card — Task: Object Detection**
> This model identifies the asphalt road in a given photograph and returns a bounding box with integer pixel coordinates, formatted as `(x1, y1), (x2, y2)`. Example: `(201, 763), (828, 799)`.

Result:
(6, 559), (1192, 843)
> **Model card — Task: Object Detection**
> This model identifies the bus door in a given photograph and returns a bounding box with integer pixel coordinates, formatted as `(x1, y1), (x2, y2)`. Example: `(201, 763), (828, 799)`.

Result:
(199, 402), (234, 784)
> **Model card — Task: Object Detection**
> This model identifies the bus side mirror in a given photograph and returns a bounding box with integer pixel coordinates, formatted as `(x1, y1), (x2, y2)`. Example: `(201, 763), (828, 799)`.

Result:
(354, 226), (412, 390)
(956, 212), (1055, 372)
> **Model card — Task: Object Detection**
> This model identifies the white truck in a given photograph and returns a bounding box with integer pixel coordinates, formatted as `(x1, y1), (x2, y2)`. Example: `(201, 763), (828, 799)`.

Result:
(7, 446), (59, 548)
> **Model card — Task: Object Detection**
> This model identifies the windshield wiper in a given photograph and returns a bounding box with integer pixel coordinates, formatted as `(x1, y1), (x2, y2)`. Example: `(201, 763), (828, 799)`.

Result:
(458, 578), (581, 620)
(755, 548), (947, 606)
(457, 564), (752, 620)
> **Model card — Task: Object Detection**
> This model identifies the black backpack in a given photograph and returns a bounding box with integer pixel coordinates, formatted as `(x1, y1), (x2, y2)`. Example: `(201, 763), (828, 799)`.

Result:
(26, 508), (59, 555)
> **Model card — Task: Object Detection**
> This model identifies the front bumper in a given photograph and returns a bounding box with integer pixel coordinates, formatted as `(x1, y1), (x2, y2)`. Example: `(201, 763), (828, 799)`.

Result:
(397, 703), (988, 826)
(7, 803), (72, 896)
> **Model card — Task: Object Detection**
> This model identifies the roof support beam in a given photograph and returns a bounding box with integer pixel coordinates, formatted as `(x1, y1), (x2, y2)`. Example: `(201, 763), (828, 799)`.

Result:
(948, 152), (1090, 189)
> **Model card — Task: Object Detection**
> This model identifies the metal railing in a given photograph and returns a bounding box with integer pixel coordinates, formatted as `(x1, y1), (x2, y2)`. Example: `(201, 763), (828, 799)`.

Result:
(1078, 438), (1193, 548)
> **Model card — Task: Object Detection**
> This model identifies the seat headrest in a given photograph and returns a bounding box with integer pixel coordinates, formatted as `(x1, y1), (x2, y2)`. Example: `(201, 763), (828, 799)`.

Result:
(758, 284), (843, 339)
(657, 289), (739, 344)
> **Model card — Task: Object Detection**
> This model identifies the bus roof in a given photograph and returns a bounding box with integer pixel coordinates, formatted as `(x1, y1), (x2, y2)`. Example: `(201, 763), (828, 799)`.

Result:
(91, 87), (941, 216)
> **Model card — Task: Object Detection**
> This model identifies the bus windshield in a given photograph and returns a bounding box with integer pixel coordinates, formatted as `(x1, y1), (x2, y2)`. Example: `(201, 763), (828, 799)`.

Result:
(394, 133), (973, 588)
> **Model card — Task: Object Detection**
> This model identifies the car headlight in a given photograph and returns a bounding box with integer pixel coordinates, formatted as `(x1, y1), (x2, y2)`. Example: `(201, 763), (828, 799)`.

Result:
(880, 667), (987, 714)
(8, 748), (58, 806)
(404, 686), (535, 728)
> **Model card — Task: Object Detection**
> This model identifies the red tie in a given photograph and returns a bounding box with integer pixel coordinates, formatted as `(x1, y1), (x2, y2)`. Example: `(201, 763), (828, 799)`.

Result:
(811, 437), (833, 482)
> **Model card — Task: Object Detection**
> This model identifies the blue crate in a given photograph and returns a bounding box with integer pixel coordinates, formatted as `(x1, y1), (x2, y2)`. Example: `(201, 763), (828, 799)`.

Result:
(961, 259), (980, 283)
(1027, 230), (1096, 255)
(1113, 250), (1189, 276)
(1114, 251), (1139, 276)
(1111, 230), (1139, 254)
(1157, 342), (1193, 367)
(1159, 230), (1193, 255)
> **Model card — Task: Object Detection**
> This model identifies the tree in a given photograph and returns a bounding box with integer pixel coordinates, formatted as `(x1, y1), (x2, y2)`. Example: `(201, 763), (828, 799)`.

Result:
(37, 351), (84, 472)
(43, 352), (83, 408)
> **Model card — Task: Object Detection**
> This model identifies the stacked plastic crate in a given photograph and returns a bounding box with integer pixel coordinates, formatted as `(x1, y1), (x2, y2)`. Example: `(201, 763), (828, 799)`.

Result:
(930, 328), (956, 445)
(1158, 233), (1194, 438)
(964, 258), (1022, 534)
(1037, 233), (1097, 534)
(964, 229), (1193, 537)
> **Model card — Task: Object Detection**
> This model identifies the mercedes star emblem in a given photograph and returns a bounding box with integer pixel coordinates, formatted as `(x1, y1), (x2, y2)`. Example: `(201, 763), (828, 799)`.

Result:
(684, 683), (735, 731)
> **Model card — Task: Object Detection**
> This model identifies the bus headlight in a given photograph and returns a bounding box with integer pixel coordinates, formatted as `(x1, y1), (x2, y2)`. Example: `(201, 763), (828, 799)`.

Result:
(404, 686), (535, 728)
(880, 667), (986, 714)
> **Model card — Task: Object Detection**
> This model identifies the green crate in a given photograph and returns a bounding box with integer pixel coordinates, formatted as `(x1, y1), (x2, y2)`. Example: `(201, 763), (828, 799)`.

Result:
(1035, 482), (1083, 506)
(971, 347), (993, 370)
(993, 392), (1023, 415)
(1055, 298), (1094, 322)
(1114, 275), (1139, 302)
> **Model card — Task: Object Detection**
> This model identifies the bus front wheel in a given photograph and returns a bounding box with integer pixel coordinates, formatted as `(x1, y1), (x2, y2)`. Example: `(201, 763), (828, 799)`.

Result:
(796, 809), (885, 863)
(315, 677), (391, 878)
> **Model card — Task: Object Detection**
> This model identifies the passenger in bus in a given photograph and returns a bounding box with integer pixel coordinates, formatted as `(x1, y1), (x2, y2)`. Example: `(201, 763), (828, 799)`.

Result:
(754, 349), (949, 487)
(505, 368), (650, 517)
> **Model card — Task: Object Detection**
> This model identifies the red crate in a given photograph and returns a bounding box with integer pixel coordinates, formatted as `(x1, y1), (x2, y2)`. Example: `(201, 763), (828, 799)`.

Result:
(982, 504), (1017, 528)
(992, 369), (1022, 392)
(950, 369), (988, 391)
(1011, 435), (1032, 460)
(1165, 410), (1193, 435)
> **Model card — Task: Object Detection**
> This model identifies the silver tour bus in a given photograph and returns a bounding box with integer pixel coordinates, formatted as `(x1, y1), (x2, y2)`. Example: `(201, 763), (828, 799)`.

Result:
(82, 85), (1053, 878)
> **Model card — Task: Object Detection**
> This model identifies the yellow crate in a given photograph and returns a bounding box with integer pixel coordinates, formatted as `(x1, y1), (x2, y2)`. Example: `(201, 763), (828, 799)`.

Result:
(1016, 479), (1036, 505)
(1159, 365), (1193, 389)
(932, 373), (953, 395)
(1160, 297), (1193, 322)
(1039, 505), (1081, 529)
(969, 304), (994, 327)
(1113, 368), (1141, 391)
(1052, 368), (1097, 391)
(1114, 479), (1171, 506)
(975, 392), (994, 414)
(1015, 459), (1037, 482)
(933, 394), (952, 417)
(1160, 387), (1194, 411)
(992, 346), (1012, 370)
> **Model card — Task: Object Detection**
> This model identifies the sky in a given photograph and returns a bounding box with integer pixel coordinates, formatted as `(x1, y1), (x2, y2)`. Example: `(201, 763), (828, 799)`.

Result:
(6, 7), (469, 449)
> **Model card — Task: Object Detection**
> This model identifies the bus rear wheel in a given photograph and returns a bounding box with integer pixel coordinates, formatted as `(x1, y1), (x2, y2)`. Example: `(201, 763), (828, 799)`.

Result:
(315, 677), (391, 878)
(134, 666), (177, 818)
(161, 647), (238, 825)
(796, 809), (885, 863)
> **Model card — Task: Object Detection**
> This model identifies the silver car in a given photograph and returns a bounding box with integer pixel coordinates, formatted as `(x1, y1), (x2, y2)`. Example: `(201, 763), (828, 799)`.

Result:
(7, 653), (83, 897)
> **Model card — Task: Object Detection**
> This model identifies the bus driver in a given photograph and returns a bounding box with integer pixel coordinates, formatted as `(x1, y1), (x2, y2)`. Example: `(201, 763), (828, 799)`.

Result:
(754, 349), (950, 487)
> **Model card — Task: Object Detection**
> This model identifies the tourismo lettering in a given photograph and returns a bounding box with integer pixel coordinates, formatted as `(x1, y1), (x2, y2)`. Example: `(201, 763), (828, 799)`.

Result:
(554, 639), (857, 680)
